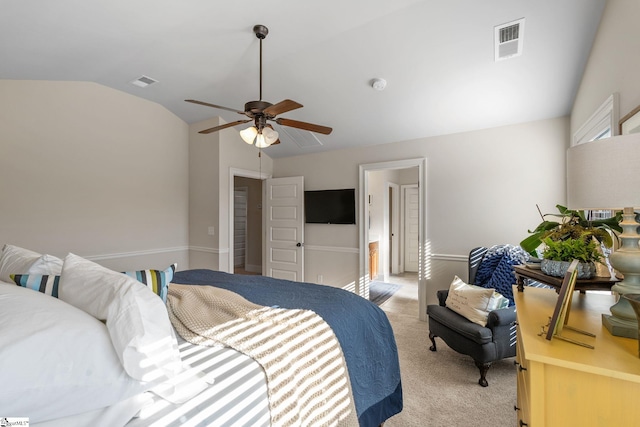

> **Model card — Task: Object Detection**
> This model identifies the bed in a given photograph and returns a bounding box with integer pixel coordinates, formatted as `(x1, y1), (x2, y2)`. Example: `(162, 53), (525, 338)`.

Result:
(0, 245), (402, 427)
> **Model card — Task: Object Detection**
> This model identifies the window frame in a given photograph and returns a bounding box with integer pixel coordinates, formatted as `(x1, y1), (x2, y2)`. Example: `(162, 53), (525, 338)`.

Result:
(573, 93), (619, 145)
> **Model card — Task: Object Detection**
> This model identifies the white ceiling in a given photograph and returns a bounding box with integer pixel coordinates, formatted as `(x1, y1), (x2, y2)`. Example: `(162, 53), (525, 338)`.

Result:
(0, 0), (606, 158)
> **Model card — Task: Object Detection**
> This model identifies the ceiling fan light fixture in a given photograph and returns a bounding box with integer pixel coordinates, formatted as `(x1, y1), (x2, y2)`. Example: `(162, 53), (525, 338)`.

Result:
(255, 133), (270, 148)
(240, 126), (258, 144)
(262, 127), (279, 145)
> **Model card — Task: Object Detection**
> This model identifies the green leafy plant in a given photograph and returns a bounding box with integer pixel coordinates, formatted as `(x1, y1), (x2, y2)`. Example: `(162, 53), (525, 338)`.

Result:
(520, 204), (622, 256)
(541, 237), (602, 263)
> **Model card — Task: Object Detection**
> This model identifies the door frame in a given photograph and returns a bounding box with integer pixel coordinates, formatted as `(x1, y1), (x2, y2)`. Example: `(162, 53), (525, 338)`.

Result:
(384, 181), (400, 280)
(228, 167), (271, 274)
(359, 158), (427, 320)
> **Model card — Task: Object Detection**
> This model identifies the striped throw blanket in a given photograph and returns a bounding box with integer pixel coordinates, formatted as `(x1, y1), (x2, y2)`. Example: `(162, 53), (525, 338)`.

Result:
(166, 284), (358, 427)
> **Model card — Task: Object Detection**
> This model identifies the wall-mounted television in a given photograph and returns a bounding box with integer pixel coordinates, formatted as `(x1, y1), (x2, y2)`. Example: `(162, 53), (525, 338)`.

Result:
(304, 188), (356, 224)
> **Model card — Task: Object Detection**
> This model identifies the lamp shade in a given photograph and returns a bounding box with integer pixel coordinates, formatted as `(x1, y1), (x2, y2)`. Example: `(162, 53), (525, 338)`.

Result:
(255, 133), (269, 148)
(240, 126), (258, 144)
(262, 126), (279, 145)
(567, 133), (640, 210)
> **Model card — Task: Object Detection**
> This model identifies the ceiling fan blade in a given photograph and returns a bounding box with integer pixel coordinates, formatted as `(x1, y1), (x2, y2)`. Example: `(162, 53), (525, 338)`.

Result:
(276, 118), (333, 135)
(185, 99), (244, 114)
(199, 119), (251, 134)
(263, 99), (303, 117)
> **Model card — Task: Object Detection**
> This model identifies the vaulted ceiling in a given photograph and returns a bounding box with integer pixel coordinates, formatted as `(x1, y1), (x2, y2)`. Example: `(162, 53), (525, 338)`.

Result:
(0, 0), (606, 157)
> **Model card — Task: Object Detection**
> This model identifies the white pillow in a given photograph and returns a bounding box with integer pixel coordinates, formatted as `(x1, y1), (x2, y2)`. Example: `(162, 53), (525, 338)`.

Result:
(0, 244), (63, 282)
(0, 283), (149, 423)
(59, 253), (182, 382)
(28, 253), (64, 276)
(445, 275), (505, 327)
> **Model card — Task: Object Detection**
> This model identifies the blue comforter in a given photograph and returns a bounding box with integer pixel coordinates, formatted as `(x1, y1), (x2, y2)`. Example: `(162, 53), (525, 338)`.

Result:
(173, 269), (402, 427)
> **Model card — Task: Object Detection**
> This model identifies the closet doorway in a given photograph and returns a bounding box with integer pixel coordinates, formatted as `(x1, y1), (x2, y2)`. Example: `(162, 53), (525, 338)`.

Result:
(232, 175), (263, 275)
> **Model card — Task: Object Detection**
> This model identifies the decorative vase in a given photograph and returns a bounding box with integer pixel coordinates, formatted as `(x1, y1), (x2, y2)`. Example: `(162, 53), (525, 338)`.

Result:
(540, 259), (595, 279)
(622, 293), (640, 356)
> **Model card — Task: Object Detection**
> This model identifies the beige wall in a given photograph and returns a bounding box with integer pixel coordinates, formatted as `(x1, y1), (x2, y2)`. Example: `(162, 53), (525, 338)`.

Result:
(188, 117), (222, 270)
(188, 116), (273, 271)
(274, 117), (569, 305)
(0, 80), (189, 271)
(571, 0), (640, 137)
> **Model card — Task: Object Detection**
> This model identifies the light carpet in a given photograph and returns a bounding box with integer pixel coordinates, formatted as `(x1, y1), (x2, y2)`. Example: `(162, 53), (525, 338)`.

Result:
(380, 278), (516, 427)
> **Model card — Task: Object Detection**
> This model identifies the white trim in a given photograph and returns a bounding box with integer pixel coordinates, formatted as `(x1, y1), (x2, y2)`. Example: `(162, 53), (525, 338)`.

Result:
(305, 245), (359, 254)
(431, 253), (468, 262)
(359, 158), (427, 320)
(190, 246), (229, 254)
(573, 93), (619, 145)
(84, 246), (189, 261)
(229, 167), (272, 274)
(384, 182), (400, 280)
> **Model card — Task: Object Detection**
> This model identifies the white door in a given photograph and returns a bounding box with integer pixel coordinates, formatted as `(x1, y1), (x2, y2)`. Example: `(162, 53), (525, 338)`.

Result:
(404, 186), (419, 272)
(265, 176), (304, 281)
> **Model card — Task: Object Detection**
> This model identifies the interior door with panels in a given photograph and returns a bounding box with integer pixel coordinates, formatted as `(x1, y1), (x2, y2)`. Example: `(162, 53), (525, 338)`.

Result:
(265, 176), (304, 281)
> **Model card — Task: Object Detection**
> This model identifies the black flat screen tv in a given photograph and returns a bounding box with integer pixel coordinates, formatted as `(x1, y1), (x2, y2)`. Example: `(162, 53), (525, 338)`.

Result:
(304, 188), (356, 224)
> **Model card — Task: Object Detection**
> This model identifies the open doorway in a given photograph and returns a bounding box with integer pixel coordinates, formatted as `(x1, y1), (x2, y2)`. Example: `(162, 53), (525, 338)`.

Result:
(233, 177), (262, 275)
(359, 159), (426, 320)
(228, 168), (271, 275)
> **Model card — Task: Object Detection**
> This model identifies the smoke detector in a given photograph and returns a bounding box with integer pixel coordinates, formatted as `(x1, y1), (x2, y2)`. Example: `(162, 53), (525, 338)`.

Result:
(371, 78), (387, 91)
(495, 18), (525, 61)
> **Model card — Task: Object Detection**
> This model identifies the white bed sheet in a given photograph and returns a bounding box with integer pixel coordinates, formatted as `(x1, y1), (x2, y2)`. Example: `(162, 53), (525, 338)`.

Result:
(127, 337), (270, 427)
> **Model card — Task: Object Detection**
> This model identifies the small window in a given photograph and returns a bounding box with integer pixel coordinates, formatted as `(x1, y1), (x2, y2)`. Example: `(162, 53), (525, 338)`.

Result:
(573, 93), (619, 145)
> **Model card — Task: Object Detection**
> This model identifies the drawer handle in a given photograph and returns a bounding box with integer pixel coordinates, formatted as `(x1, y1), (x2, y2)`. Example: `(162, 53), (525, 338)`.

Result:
(514, 405), (520, 412)
(519, 420), (529, 427)
(514, 361), (527, 372)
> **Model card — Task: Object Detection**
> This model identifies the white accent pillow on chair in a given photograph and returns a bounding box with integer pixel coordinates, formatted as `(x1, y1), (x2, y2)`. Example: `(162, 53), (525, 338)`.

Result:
(445, 275), (506, 327)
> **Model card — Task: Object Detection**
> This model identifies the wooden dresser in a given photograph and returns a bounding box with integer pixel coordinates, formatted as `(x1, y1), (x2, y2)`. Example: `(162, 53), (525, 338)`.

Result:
(514, 286), (640, 426)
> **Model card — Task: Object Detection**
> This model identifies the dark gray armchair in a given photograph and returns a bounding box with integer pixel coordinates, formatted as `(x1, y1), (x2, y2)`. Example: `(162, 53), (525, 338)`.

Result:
(426, 247), (517, 387)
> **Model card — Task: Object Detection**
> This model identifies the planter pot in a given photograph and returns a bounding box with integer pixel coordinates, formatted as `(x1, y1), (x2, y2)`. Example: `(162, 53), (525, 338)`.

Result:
(541, 259), (596, 279)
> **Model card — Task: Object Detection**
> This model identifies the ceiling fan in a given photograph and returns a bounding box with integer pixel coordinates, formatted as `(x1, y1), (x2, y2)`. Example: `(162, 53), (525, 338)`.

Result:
(186, 24), (332, 148)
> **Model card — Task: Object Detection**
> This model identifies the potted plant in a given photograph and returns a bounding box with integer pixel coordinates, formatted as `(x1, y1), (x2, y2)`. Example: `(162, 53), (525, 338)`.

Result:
(521, 204), (622, 278)
(540, 237), (601, 279)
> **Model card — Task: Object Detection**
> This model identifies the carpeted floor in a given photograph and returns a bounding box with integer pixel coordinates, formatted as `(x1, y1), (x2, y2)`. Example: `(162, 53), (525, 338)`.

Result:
(380, 274), (516, 427)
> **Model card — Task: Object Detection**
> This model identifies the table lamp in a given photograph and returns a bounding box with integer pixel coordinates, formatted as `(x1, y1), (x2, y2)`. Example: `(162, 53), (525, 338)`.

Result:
(567, 132), (640, 338)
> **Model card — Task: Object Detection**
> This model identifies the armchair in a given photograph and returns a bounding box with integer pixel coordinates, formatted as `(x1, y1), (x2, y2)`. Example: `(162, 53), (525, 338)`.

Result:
(426, 247), (517, 387)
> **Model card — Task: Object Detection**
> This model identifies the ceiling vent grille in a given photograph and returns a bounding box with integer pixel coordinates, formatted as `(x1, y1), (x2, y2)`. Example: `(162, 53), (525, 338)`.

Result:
(130, 75), (158, 88)
(495, 18), (525, 61)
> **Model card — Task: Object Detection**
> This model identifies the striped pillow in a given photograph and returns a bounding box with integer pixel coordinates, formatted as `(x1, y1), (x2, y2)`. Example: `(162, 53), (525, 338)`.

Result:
(10, 274), (60, 298)
(122, 263), (176, 302)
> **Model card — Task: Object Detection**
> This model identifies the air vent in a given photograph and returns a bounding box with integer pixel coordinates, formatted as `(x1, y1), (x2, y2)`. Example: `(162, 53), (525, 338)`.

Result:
(130, 75), (158, 88)
(495, 18), (525, 61)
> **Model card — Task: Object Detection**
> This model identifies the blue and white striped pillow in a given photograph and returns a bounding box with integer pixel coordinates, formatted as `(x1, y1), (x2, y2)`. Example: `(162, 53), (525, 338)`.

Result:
(10, 274), (60, 298)
(122, 263), (176, 302)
